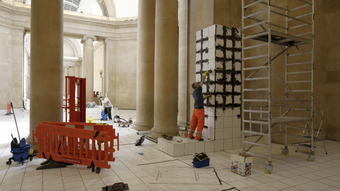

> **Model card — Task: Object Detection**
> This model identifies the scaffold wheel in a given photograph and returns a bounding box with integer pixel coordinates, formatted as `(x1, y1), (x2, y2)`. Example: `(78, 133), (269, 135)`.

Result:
(307, 155), (315, 162)
(281, 148), (289, 156)
(264, 165), (273, 174)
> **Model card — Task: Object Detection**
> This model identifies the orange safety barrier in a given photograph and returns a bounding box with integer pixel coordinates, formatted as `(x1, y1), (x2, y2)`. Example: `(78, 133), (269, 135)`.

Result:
(32, 122), (119, 170)
(6, 102), (11, 114)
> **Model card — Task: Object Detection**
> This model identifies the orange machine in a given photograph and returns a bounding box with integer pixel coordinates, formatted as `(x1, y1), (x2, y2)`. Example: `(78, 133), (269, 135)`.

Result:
(32, 122), (119, 173)
(63, 76), (86, 122)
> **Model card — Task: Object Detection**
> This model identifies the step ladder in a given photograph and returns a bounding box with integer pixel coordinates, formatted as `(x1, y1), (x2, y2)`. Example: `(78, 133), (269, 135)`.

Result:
(295, 109), (327, 154)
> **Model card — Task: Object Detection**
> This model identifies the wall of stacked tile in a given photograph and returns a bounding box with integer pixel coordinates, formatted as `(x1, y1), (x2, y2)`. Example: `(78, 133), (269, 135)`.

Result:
(196, 24), (242, 149)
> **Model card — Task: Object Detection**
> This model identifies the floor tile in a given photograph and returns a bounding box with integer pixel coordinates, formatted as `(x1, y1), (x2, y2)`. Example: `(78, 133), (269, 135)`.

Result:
(85, 183), (105, 191)
(281, 187), (302, 191)
(252, 184), (277, 191)
(20, 180), (42, 189)
(42, 183), (64, 191)
(101, 175), (122, 185)
(43, 177), (63, 186)
(278, 178), (301, 187)
(83, 177), (104, 186)
(63, 180), (84, 190)
(295, 183), (323, 191)
(21, 186), (43, 191)
(62, 175), (82, 183)
(322, 187), (340, 191)
(1, 176), (23, 185)
(118, 172), (137, 181)
(307, 180), (332, 190)
(0, 183), (21, 191)
(64, 186), (86, 191)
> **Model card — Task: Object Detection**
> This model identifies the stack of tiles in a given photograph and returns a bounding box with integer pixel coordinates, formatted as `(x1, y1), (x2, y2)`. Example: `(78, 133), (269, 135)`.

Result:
(196, 24), (242, 150)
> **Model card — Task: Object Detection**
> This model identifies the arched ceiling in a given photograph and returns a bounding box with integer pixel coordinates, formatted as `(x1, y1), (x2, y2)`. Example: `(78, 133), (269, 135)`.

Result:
(20, 0), (138, 18)
(24, 0), (116, 17)
(96, 0), (116, 17)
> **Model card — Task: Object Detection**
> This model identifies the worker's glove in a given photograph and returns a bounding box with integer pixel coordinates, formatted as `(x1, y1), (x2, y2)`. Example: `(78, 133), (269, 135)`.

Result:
(203, 71), (210, 77)
(204, 95), (211, 100)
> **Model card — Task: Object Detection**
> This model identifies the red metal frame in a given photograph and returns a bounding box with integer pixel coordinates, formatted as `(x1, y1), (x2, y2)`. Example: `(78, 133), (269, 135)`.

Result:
(63, 76), (86, 122)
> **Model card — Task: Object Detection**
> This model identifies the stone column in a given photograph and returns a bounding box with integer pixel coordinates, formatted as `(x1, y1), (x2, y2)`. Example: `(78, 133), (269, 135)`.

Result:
(74, 66), (79, 77)
(178, 0), (191, 128)
(81, 35), (96, 102)
(63, 66), (69, 97)
(28, 0), (63, 148)
(104, 38), (116, 106)
(150, 0), (179, 137)
(134, 0), (155, 131)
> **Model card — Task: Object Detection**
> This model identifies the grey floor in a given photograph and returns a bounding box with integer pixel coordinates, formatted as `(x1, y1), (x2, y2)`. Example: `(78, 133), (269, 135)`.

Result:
(0, 109), (339, 191)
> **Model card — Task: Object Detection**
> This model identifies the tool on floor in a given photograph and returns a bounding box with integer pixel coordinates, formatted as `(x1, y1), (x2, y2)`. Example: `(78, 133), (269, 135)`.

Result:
(102, 182), (129, 191)
(114, 115), (133, 127)
(135, 135), (145, 146)
(6, 102), (34, 165)
(192, 152), (210, 168)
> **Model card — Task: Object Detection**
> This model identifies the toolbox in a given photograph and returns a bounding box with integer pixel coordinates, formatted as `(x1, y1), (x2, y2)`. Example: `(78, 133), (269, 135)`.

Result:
(192, 152), (210, 168)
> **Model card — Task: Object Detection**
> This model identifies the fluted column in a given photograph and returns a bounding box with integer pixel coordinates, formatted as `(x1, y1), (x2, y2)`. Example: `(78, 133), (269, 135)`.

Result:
(134, 0), (155, 131)
(104, 38), (117, 106)
(28, 0), (63, 148)
(81, 35), (96, 102)
(150, 0), (179, 137)
(178, 0), (191, 128)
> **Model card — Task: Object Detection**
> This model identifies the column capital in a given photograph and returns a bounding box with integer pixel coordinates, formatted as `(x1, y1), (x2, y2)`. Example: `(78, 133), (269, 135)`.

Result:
(81, 35), (97, 44)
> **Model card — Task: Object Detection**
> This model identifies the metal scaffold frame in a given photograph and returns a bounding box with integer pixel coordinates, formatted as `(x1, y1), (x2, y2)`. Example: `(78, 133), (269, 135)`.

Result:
(241, 0), (325, 174)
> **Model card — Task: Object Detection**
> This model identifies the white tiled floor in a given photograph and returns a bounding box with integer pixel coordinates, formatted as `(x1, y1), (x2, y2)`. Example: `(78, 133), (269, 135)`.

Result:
(1, 109), (340, 191)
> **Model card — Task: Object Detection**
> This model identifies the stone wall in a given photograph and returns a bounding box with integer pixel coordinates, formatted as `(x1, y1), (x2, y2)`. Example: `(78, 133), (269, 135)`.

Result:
(326, 0), (340, 141)
(114, 39), (137, 108)
(0, 26), (13, 109)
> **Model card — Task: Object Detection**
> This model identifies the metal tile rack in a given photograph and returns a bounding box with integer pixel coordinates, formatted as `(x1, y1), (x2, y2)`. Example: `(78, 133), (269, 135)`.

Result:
(241, 0), (318, 173)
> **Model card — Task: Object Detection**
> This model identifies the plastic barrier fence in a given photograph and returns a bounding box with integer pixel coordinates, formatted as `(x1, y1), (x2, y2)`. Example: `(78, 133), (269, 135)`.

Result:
(32, 122), (119, 169)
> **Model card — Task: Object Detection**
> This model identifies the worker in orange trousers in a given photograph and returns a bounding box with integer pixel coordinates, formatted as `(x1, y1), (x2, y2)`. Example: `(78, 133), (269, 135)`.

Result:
(188, 70), (211, 141)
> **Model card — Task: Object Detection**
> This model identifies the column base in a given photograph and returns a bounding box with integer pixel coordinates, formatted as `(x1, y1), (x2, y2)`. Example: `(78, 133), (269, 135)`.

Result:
(26, 134), (38, 151)
(177, 121), (190, 129)
(134, 122), (153, 131)
(149, 128), (179, 139)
